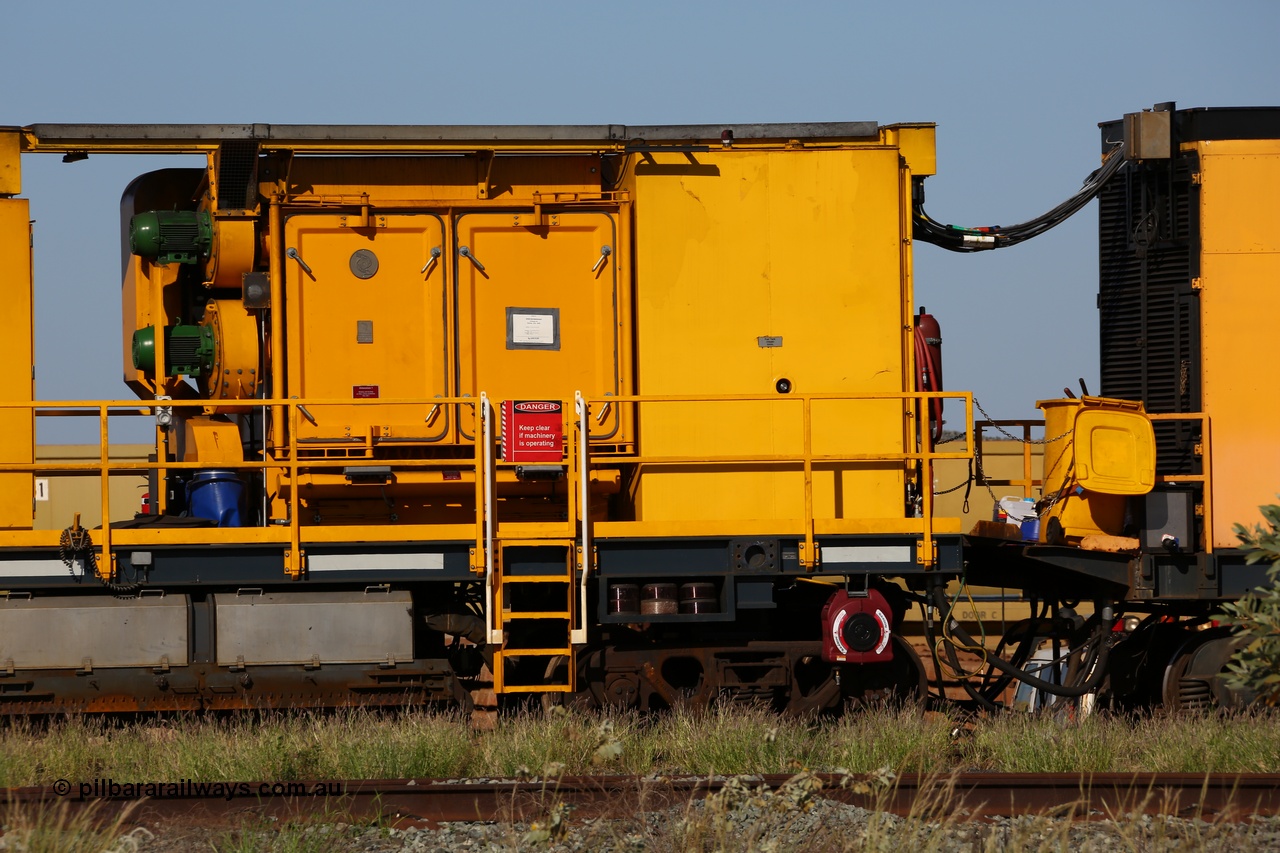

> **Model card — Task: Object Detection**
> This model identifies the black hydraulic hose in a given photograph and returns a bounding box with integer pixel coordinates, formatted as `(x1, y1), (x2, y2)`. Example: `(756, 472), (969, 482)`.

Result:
(931, 586), (1111, 698)
(921, 596), (1002, 712)
(940, 621), (1003, 712)
(980, 612), (1049, 701)
(913, 145), (1128, 252)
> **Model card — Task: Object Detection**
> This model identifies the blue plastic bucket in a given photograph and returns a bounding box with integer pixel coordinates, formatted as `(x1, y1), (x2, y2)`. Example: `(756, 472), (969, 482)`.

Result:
(187, 470), (243, 527)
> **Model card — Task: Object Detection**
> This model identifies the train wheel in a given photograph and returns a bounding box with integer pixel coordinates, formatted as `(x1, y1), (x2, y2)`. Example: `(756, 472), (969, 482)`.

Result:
(1162, 627), (1245, 711)
(539, 655), (596, 713)
(1102, 621), (1192, 710)
(843, 635), (927, 711)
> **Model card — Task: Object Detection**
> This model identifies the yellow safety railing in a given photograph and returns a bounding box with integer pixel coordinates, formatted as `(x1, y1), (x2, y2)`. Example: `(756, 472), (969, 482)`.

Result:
(973, 419), (1045, 500)
(0, 396), (492, 581)
(0, 389), (977, 585)
(578, 390), (974, 570)
(1148, 412), (1213, 555)
(976, 412), (1214, 553)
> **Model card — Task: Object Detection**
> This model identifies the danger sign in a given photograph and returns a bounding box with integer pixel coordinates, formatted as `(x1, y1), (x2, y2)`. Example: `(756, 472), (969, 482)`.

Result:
(501, 400), (564, 463)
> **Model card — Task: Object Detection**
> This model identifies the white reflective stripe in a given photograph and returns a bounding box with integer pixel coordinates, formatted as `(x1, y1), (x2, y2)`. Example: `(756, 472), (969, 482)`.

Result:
(832, 609), (848, 656)
(873, 609), (892, 655)
(822, 545), (911, 564)
(0, 560), (80, 578)
(307, 553), (444, 572)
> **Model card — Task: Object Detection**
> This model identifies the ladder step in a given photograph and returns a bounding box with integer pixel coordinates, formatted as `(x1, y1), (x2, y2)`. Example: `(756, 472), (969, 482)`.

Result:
(501, 684), (573, 694)
(502, 611), (571, 621)
(500, 575), (570, 584)
(496, 647), (572, 657)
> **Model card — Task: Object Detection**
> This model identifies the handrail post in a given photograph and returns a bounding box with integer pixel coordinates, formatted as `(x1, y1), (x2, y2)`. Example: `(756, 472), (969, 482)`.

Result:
(1201, 414), (1213, 555)
(471, 398), (486, 577)
(482, 394), (501, 645)
(97, 404), (112, 581)
(285, 400), (303, 580)
(268, 197), (285, 458)
(1022, 423), (1034, 499)
(800, 396), (817, 570)
(919, 392), (934, 569)
(572, 391), (589, 644)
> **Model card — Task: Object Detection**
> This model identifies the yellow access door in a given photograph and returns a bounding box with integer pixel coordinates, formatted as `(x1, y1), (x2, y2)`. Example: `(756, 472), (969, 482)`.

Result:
(454, 212), (625, 442)
(283, 214), (450, 445)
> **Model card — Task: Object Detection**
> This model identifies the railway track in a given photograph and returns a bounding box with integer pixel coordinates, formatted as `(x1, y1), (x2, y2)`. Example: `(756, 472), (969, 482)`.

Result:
(6, 772), (1280, 827)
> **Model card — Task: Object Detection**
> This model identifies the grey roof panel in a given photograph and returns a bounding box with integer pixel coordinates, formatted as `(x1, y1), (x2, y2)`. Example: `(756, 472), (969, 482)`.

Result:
(25, 121), (880, 147)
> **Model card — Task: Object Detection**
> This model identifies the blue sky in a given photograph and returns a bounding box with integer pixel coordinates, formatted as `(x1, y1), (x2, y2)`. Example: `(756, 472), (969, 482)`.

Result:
(7, 1), (1277, 442)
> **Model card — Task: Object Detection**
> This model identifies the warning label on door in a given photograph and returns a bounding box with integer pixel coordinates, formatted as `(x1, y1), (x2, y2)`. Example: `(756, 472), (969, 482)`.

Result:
(501, 400), (564, 462)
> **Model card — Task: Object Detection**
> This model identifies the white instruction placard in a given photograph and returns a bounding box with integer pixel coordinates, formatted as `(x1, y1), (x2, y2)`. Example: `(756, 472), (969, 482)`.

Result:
(511, 312), (555, 346)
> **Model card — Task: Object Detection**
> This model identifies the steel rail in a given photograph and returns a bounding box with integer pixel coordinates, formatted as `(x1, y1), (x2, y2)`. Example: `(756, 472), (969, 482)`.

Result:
(7, 772), (1280, 828)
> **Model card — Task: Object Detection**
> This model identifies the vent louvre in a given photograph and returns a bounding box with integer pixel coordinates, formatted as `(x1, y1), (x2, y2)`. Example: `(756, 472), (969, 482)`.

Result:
(1098, 157), (1199, 476)
(216, 141), (259, 210)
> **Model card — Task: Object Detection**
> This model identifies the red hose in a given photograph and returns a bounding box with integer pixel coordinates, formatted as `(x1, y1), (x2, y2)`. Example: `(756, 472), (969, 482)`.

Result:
(914, 315), (944, 444)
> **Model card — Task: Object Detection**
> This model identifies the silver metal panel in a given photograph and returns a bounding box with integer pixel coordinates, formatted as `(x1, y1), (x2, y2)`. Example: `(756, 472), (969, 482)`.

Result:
(0, 559), (82, 578)
(1124, 111), (1172, 160)
(626, 122), (879, 141)
(0, 595), (188, 669)
(26, 122), (880, 147)
(307, 552), (443, 572)
(823, 545), (912, 564)
(213, 591), (413, 666)
(1142, 491), (1195, 551)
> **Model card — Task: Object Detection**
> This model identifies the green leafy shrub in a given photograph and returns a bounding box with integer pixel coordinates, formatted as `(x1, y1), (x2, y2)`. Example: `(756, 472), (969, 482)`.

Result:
(1219, 502), (1280, 703)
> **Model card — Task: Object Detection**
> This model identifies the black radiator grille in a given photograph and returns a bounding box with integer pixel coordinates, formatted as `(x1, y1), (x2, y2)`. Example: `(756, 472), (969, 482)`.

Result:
(164, 332), (201, 371)
(216, 141), (259, 210)
(1098, 156), (1199, 476)
(164, 222), (199, 250)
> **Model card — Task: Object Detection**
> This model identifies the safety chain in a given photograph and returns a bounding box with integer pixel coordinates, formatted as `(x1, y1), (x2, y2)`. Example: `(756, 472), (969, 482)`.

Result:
(931, 397), (1077, 511)
(973, 396), (1074, 445)
(972, 451), (1005, 508)
(934, 477), (971, 496)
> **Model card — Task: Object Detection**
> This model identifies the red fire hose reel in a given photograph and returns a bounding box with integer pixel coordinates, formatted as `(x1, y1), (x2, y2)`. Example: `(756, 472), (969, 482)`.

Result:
(821, 588), (895, 664)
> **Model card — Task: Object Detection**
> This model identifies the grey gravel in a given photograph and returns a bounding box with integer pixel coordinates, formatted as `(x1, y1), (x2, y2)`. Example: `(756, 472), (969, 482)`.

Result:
(120, 801), (1280, 852)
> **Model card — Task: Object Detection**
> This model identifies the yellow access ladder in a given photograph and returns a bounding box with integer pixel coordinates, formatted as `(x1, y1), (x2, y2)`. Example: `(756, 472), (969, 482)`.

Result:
(490, 540), (577, 693)
(481, 392), (591, 695)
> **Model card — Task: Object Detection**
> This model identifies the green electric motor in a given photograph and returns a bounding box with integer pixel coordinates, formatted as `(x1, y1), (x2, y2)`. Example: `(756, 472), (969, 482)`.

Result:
(130, 210), (213, 264)
(132, 324), (215, 377)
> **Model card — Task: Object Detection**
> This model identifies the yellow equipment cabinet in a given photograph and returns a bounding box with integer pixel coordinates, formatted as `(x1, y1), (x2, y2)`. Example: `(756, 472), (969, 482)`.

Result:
(624, 143), (921, 525)
(283, 213), (451, 447)
(0, 192), (33, 528)
(1099, 107), (1280, 551)
(454, 209), (629, 443)
(1195, 138), (1280, 547)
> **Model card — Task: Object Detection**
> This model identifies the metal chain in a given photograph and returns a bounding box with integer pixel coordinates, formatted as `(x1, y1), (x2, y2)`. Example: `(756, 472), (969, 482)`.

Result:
(934, 478), (971, 495)
(973, 396), (1073, 445)
(930, 396), (1077, 509)
(972, 452), (1005, 508)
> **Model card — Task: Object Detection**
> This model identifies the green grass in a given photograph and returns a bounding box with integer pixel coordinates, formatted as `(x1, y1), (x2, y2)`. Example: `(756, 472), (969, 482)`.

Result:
(965, 708), (1280, 773)
(0, 705), (1279, 788)
(3, 709), (1280, 853)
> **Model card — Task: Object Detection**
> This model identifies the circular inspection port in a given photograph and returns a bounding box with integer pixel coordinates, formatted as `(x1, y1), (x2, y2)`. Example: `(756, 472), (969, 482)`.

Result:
(844, 612), (881, 653)
(775, 378), (792, 394)
(743, 543), (769, 571)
